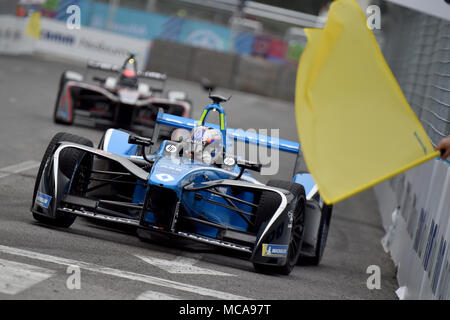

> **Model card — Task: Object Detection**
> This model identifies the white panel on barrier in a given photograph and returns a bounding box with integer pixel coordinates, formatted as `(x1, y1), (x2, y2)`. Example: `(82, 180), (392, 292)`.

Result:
(434, 163), (450, 299)
(375, 158), (450, 300)
(393, 166), (420, 288)
(387, 161), (430, 298)
(419, 161), (448, 299)
(0, 16), (33, 54)
(405, 160), (439, 299)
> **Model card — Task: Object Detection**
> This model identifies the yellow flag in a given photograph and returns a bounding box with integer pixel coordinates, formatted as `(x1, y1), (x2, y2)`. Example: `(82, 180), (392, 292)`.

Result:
(295, 0), (439, 204)
(26, 11), (41, 39)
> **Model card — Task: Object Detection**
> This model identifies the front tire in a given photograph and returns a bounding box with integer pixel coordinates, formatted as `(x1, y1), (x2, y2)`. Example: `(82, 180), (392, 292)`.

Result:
(298, 204), (332, 265)
(253, 180), (306, 275)
(53, 72), (75, 125)
(32, 132), (93, 228)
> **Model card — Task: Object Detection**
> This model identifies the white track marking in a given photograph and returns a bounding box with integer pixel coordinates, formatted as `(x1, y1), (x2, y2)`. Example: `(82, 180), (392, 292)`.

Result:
(0, 258), (55, 295)
(0, 245), (249, 300)
(136, 290), (180, 300)
(135, 255), (235, 276)
(0, 161), (40, 179)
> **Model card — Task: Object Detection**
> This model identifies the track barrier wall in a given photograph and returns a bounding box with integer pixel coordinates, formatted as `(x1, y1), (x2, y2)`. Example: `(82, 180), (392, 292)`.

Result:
(374, 3), (450, 300)
(0, 15), (297, 101)
(146, 39), (297, 101)
(23, 0), (306, 65)
(374, 159), (450, 299)
(0, 15), (151, 70)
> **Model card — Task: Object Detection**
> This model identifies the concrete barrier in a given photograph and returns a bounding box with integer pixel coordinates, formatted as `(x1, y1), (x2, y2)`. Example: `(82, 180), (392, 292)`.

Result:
(273, 64), (297, 101)
(232, 55), (279, 97)
(188, 47), (238, 89)
(3, 15), (296, 102)
(374, 159), (450, 299)
(147, 39), (195, 80)
(146, 40), (295, 102)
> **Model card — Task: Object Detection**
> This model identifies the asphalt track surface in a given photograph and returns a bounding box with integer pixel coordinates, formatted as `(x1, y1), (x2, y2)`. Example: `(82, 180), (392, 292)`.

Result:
(0, 54), (398, 300)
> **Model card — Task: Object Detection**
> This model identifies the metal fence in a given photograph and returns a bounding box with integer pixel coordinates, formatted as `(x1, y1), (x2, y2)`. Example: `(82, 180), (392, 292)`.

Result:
(382, 4), (450, 146)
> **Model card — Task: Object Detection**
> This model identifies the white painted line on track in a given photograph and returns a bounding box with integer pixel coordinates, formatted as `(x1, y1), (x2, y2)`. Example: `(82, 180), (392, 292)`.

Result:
(0, 245), (250, 300)
(0, 161), (40, 179)
(135, 255), (235, 276)
(0, 258), (55, 295)
(136, 290), (181, 300)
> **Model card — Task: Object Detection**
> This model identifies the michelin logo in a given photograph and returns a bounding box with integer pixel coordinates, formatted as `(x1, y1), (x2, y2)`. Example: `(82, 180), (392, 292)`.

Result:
(36, 192), (52, 209)
(262, 244), (288, 257)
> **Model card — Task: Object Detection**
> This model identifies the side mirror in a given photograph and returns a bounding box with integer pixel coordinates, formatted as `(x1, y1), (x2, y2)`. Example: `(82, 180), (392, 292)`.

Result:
(128, 134), (154, 164)
(237, 159), (262, 173)
(234, 159), (262, 180)
(128, 134), (152, 147)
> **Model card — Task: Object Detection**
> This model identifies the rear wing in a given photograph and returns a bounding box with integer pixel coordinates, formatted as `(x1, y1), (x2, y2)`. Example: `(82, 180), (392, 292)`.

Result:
(155, 111), (300, 155)
(86, 60), (167, 81)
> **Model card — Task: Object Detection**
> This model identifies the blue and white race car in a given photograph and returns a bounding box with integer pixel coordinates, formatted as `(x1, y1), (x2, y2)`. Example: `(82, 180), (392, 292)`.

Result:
(31, 94), (332, 275)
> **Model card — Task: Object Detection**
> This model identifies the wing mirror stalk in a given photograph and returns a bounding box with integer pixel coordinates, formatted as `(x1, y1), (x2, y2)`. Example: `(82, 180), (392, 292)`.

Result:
(234, 160), (262, 180)
(128, 135), (154, 164)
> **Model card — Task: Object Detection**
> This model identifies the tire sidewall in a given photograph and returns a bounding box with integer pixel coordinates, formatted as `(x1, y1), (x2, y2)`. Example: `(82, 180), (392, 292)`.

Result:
(254, 180), (306, 275)
(32, 133), (93, 227)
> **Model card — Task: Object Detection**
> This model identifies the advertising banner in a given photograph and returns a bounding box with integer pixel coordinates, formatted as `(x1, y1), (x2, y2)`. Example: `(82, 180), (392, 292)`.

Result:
(34, 17), (150, 69)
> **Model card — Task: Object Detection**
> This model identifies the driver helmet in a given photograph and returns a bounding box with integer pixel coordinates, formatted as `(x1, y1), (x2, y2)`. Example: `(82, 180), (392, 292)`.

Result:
(118, 69), (138, 88)
(190, 126), (223, 164)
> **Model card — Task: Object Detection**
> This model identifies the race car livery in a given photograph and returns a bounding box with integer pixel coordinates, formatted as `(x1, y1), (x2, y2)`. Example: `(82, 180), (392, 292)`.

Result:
(33, 94), (332, 275)
(53, 54), (192, 135)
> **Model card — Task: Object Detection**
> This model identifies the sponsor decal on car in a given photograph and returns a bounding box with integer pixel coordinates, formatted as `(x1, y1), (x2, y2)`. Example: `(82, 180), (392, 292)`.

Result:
(155, 173), (175, 182)
(165, 144), (177, 153)
(287, 209), (293, 229)
(262, 244), (288, 257)
(223, 157), (235, 166)
(36, 192), (52, 209)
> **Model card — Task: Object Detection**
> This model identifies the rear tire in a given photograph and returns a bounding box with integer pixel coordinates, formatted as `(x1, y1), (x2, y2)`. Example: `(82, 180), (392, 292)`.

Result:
(292, 150), (332, 265)
(32, 132), (93, 228)
(253, 180), (306, 275)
